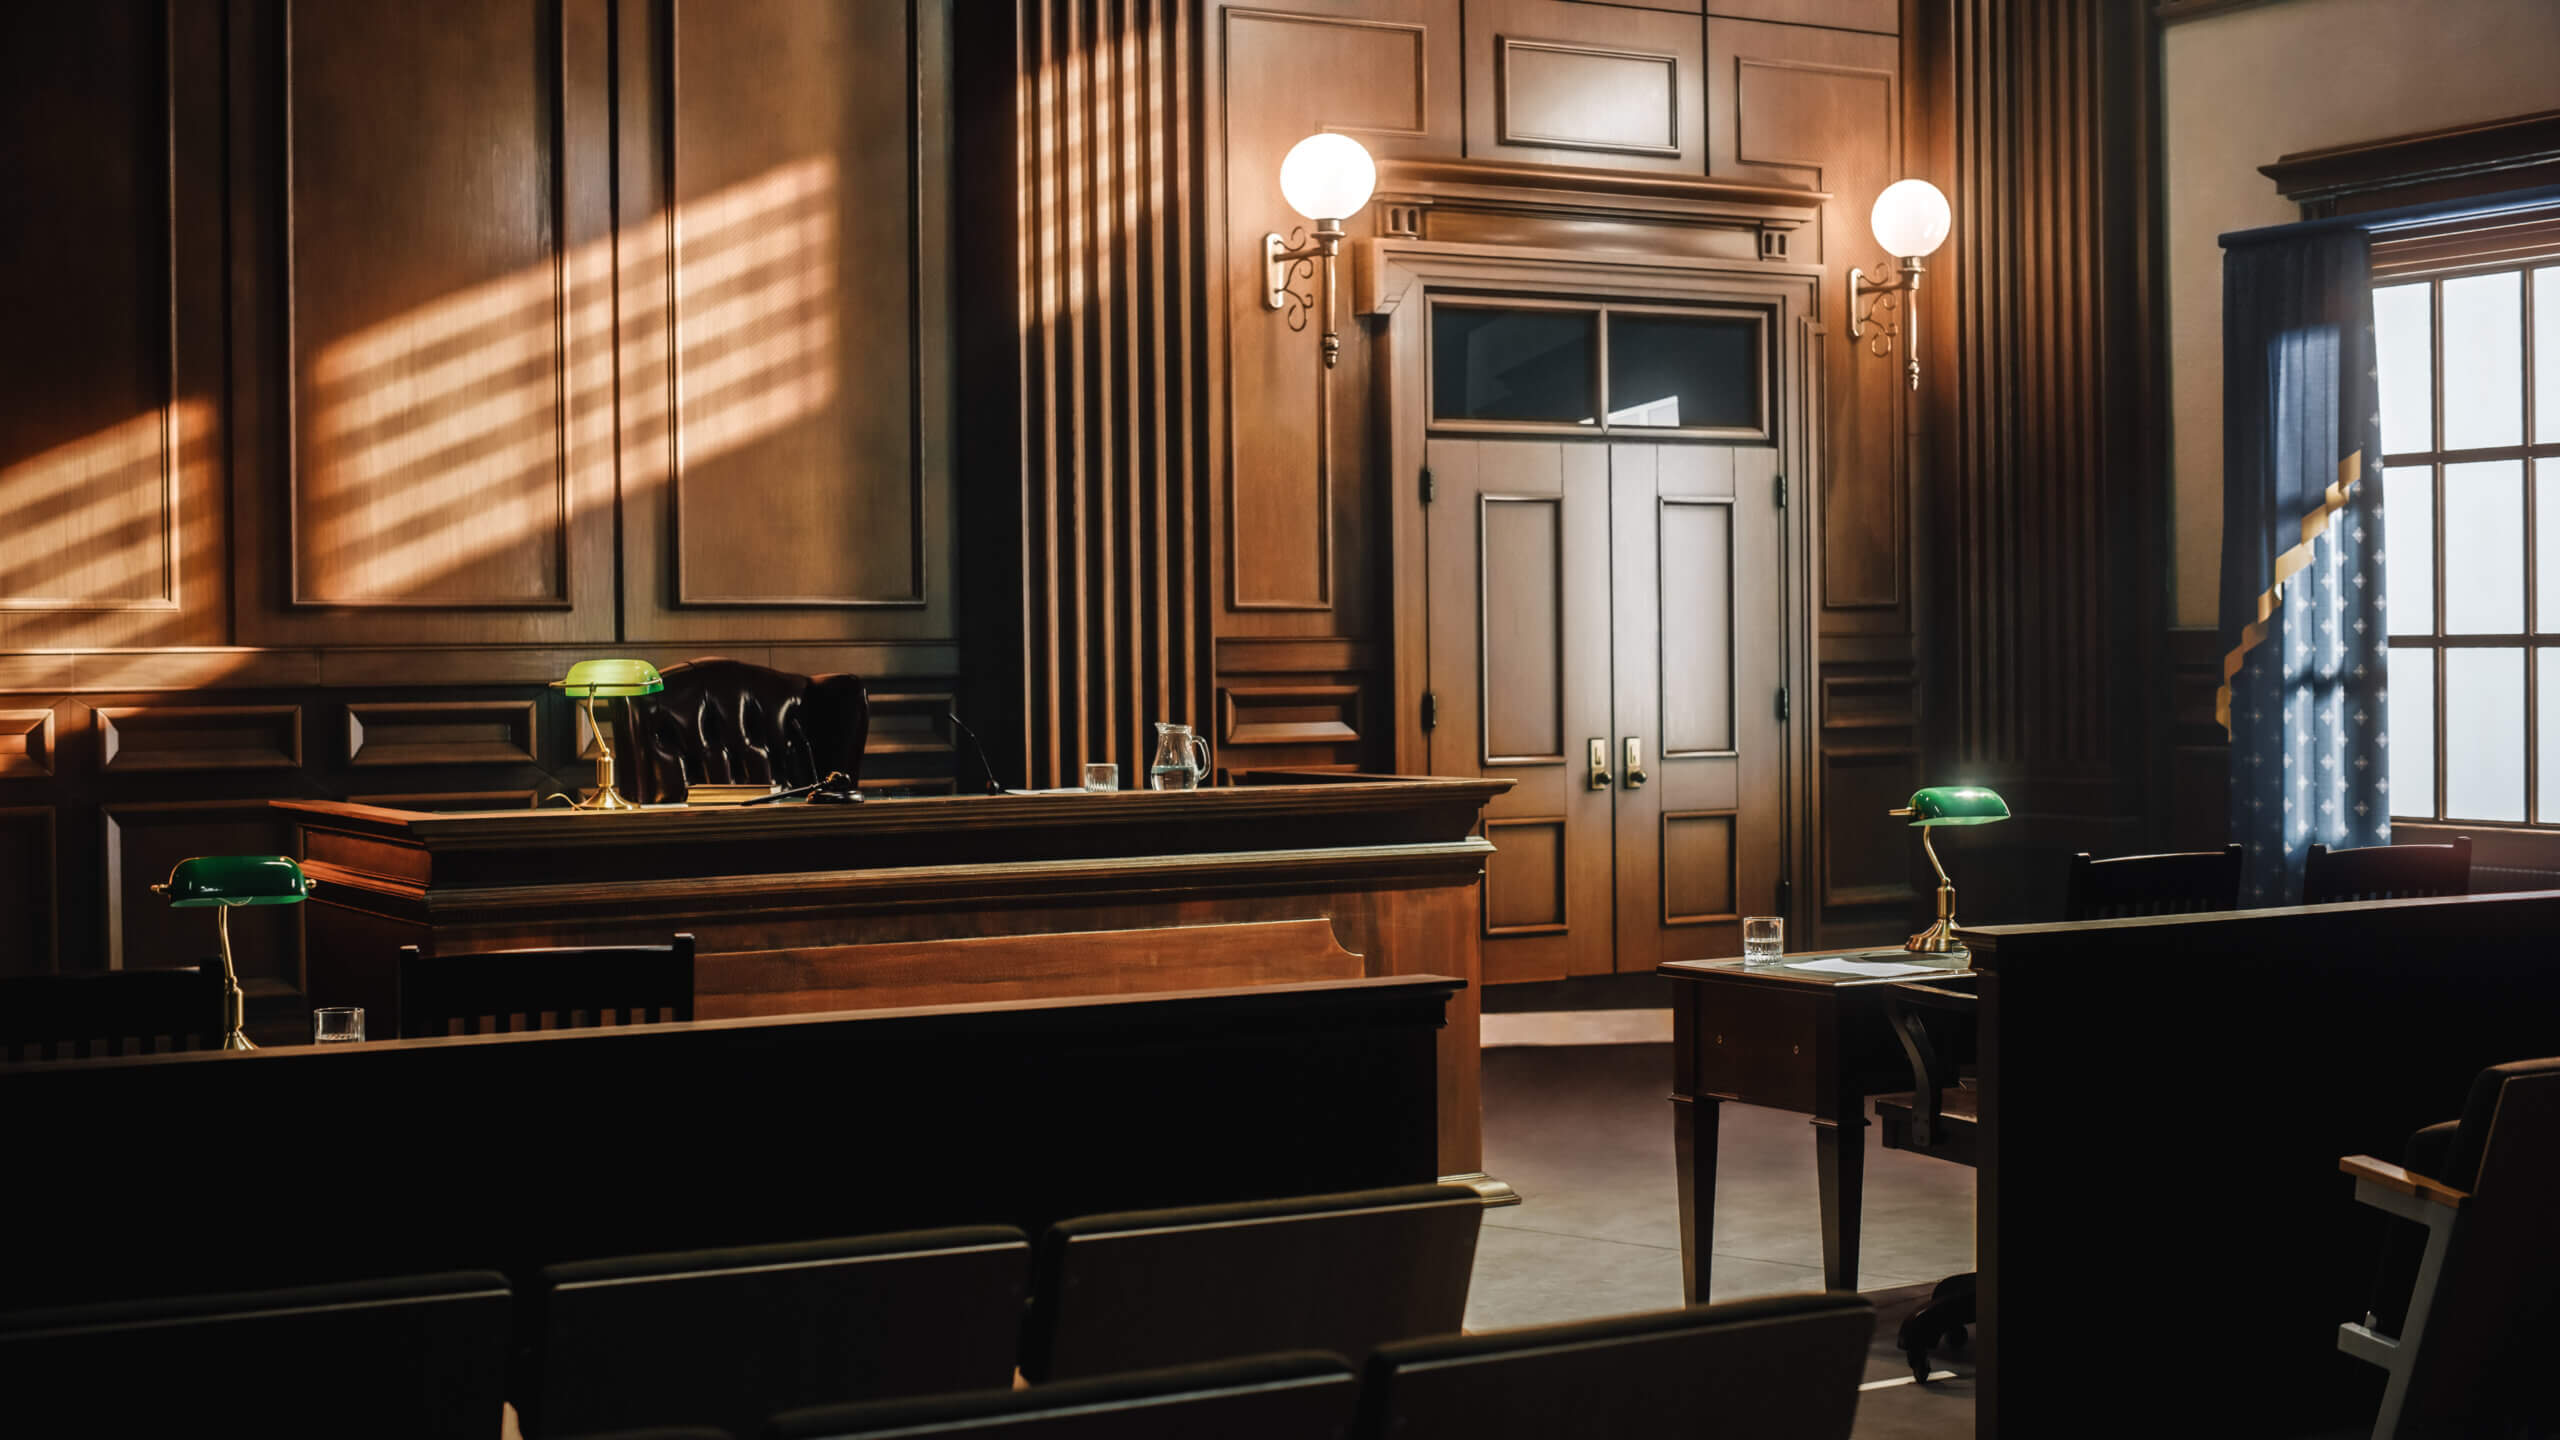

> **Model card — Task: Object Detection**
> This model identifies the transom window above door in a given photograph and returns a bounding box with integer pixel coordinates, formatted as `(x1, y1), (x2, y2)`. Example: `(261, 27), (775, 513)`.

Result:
(1427, 297), (1770, 441)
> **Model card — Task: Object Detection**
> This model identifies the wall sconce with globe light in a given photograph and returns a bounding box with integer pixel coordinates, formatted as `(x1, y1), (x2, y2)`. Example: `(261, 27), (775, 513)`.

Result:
(1849, 178), (1952, 392)
(1265, 133), (1378, 370)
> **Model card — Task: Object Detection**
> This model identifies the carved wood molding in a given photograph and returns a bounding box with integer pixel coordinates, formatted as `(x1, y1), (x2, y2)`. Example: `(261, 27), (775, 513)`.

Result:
(2262, 109), (2560, 217)
(97, 705), (304, 772)
(1367, 156), (1824, 254)
(0, 641), (960, 696)
(344, 700), (540, 768)
(0, 710), (58, 778)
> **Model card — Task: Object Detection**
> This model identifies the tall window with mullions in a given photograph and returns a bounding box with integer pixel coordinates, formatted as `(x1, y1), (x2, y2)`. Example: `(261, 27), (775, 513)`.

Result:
(2374, 222), (2560, 828)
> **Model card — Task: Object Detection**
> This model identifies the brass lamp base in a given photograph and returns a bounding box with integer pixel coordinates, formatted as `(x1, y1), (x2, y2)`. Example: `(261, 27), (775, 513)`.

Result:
(216, 905), (255, 1050)
(1904, 828), (1964, 954)
(568, 693), (642, 811)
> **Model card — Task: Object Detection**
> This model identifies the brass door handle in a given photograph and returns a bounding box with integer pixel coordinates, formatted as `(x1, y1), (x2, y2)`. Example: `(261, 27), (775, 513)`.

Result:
(1623, 737), (1649, 789)
(1587, 737), (1613, 790)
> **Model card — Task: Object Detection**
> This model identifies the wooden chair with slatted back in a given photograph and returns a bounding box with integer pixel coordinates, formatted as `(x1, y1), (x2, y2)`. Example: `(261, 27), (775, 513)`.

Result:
(0, 967), (227, 1062)
(396, 934), (694, 1038)
(2302, 836), (2471, 905)
(2063, 844), (2244, 920)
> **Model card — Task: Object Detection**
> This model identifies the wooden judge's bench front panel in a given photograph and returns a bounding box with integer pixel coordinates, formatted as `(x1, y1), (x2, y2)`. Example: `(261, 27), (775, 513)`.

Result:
(282, 777), (1504, 1179)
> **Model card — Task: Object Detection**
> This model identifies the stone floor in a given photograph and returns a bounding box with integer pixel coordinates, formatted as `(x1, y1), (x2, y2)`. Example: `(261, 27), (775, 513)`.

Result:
(1464, 1041), (1978, 1440)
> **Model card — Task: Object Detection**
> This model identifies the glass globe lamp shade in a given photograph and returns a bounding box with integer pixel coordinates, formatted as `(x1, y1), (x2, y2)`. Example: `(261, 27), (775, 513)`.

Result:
(1278, 133), (1377, 223)
(1869, 179), (1951, 260)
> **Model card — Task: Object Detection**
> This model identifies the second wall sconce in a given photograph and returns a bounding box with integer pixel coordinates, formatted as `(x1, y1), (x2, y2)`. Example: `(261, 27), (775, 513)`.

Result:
(1849, 178), (1952, 392)
(1266, 133), (1377, 369)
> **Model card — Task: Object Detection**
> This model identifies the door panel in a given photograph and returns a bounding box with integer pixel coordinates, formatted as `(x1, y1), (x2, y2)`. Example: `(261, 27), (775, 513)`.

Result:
(1612, 443), (1783, 968)
(1425, 439), (1615, 983)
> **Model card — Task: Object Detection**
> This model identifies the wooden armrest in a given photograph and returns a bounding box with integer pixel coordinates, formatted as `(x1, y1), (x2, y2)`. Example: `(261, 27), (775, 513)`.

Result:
(2340, 1154), (2469, 1209)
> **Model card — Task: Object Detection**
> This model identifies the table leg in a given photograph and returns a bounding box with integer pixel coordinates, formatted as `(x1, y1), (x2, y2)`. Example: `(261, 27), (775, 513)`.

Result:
(1813, 1098), (1867, 1292)
(1672, 1092), (1720, 1303)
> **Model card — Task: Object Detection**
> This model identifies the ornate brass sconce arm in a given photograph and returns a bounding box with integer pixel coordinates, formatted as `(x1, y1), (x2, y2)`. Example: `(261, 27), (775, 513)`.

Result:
(1264, 219), (1348, 369)
(1849, 256), (1926, 392)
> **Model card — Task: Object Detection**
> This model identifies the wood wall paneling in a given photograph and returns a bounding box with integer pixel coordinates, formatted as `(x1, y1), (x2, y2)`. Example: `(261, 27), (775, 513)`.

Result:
(0, 807), (60, 976)
(960, 0), (1214, 789)
(617, 0), (957, 644)
(1465, 0), (1706, 174)
(103, 799), (305, 987)
(96, 704), (303, 773)
(1709, 0), (1897, 33)
(343, 700), (539, 768)
(1928, 0), (2155, 847)
(229, 0), (616, 646)
(0, 2), (227, 652)
(1217, 0), (1456, 621)
(0, 710), (59, 779)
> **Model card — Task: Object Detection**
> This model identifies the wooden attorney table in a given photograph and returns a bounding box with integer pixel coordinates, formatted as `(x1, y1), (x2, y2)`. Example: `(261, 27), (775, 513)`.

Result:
(278, 774), (1509, 1184)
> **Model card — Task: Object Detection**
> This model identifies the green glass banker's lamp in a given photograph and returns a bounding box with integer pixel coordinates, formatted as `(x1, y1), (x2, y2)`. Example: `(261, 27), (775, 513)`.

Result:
(1891, 785), (2009, 954)
(152, 855), (314, 1050)
(554, 659), (664, 811)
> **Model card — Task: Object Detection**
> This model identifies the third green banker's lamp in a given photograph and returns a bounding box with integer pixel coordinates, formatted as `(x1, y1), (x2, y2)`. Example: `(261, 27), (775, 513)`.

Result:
(1891, 785), (2009, 955)
(554, 659), (663, 811)
(152, 855), (314, 1050)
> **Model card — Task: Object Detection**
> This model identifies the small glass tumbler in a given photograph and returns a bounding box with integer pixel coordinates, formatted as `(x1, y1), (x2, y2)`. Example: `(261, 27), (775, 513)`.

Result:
(312, 1007), (365, 1045)
(1741, 916), (1785, 965)
(1083, 762), (1119, 792)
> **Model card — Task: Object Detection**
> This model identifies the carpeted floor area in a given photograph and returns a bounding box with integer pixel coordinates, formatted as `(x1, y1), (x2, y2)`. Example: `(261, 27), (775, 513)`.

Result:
(1465, 1041), (1976, 1439)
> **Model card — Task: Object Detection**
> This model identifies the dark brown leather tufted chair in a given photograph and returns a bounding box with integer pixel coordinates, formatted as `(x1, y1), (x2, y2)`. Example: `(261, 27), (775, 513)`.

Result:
(609, 657), (868, 804)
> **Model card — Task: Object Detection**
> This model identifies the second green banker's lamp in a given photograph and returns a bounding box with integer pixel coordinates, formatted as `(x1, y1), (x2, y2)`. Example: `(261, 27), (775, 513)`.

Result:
(1891, 785), (2009, 954)
(152, 855), (314, 1050)
(554, 659), (663, 811)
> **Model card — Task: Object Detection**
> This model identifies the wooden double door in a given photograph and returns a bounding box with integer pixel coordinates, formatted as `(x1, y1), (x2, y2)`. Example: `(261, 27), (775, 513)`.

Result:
(1427, 439), (1783, 983)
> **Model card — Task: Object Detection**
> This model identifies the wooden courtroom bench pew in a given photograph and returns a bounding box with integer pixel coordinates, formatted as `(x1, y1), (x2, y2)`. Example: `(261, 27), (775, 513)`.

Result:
(0, 975), (1459, 1308)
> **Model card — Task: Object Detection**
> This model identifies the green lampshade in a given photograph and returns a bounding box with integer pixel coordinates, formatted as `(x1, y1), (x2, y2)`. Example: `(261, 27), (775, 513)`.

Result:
(1895, 785), (2010, 827)
(155, 855), (314, 908)
(556, 658), (664, 698)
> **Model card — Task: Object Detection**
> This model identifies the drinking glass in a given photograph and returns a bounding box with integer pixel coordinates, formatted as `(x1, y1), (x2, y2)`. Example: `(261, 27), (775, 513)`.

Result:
(312, 1007), (365, 1045)
(1083, 762), (1119, 792)
(1741, 916), (1785, 965)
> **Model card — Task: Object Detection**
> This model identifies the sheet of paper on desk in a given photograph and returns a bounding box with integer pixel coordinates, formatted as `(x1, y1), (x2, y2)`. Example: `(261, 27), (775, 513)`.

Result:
(1788, 958), (1941, 979)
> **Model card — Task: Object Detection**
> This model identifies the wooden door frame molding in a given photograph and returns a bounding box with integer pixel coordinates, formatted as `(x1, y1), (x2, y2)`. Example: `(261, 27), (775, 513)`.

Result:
(1359, 237), (1821, 936)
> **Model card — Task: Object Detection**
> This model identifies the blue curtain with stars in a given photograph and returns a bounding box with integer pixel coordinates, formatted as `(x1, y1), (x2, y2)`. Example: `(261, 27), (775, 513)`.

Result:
(2217, 226), (2389, 906)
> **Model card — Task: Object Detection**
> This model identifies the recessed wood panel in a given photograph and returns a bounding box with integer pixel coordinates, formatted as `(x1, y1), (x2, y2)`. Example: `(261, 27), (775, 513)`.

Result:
(864, 691), (959, 757)
(1479, 496), (1565, 764)
(344, 700), (539, 767)
(1820, 747), (1918, 908)
(1220, 684), (1365, 747)
(1708, 0), (1897, 33)
(0, 5), (173, 612)
(1659, 499), (1734, 755)
(97, 705), (303, 772)
(1220, 0), (1460, 617)
(1709, 19), (1903, 632)
(0, 709), (58, 778)
(663, 0), (919, 608)
(0, 4), (225, 650)
(1498, 39), (1680, 158)
(1465, 0), (1704, 173)
(287, 0), (575, 609)
(1485, 817), (1568, 935)
(104, 801), (304, 986)
(0, 807), (58, 976)
(1225, 10), (1433, 137)
(347, 791), (541, 812)
(1662, 810), (1737, 924)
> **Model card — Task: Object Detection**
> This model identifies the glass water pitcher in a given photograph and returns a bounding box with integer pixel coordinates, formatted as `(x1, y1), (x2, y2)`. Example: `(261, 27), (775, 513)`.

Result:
(1150, 721), (1210, 790)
